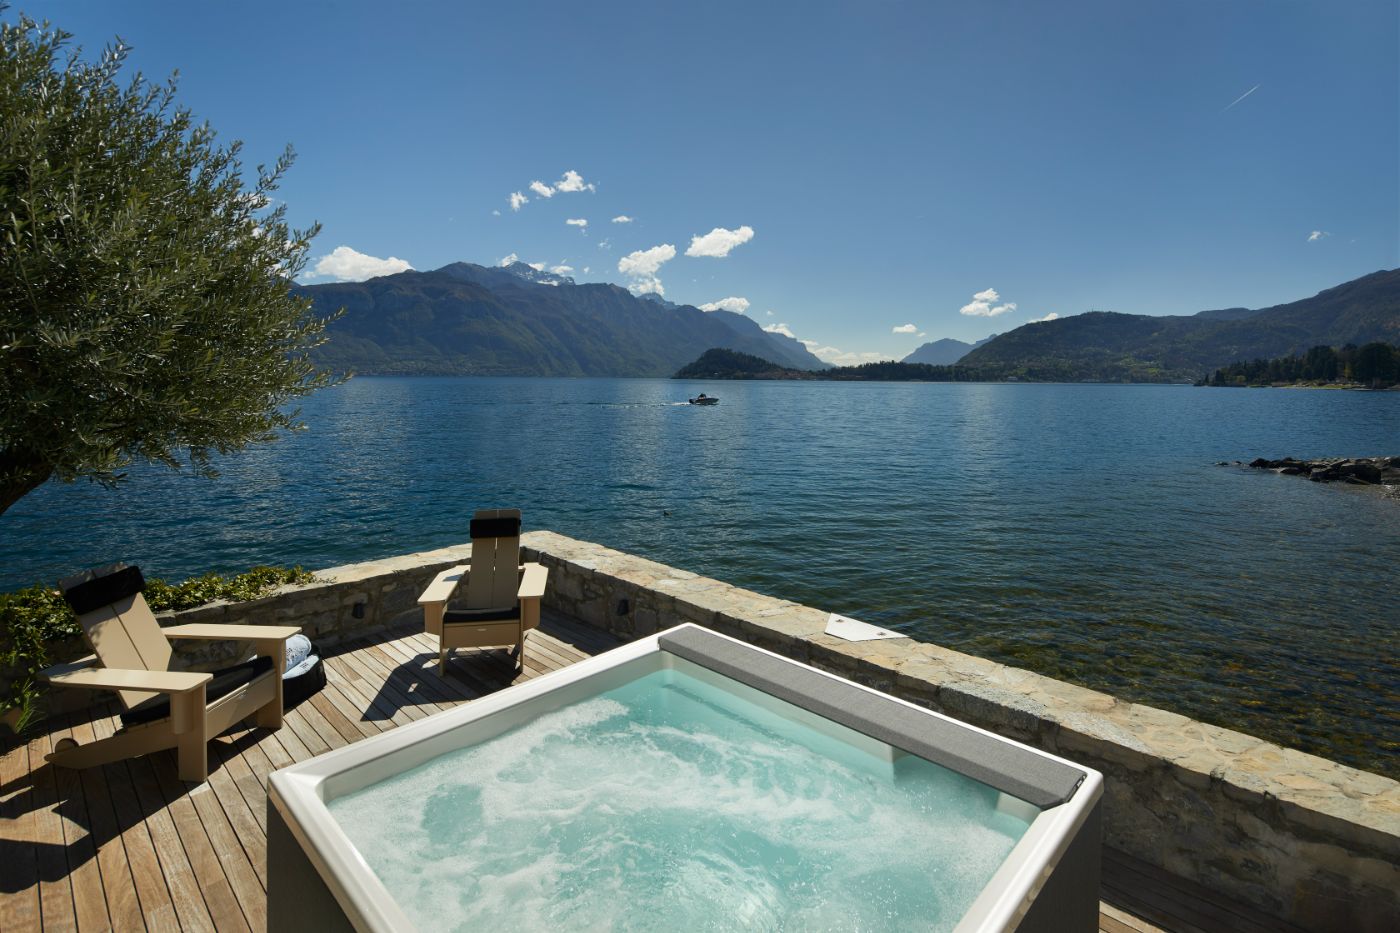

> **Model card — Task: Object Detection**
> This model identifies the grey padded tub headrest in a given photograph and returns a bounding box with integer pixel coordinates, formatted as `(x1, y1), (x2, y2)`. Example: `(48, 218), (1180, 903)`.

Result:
(658, 627), (1086, 809)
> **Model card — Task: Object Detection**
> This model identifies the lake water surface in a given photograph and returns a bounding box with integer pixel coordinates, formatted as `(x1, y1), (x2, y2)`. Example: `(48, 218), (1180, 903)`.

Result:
(4, 378), (1397, 775)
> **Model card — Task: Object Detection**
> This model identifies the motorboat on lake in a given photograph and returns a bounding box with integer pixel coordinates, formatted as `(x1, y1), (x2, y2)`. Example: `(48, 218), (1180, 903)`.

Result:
(689, 393), (719, 405)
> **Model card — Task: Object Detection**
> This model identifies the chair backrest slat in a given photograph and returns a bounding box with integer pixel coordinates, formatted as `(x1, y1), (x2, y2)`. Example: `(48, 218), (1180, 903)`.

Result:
(60, 565), (172, 709)
(462, 509), (522, 610)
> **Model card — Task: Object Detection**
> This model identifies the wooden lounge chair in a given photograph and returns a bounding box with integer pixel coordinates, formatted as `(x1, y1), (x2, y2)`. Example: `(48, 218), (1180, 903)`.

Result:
(39, 564), (299, 783)
(418, 509), (548, 676)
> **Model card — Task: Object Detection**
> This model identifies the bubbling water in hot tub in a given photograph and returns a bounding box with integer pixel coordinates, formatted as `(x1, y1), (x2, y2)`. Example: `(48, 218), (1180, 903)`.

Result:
(328, 668), (1032, 931)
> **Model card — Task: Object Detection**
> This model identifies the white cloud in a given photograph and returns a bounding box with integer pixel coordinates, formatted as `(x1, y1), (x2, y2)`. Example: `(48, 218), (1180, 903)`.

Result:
(612, 215), (633, 224)
(765, 322), (882, 366)
(685, 225), (755, 258)
(305, 245), (412, 282)
(801, 340), (883, 366)
(566, 218), (588, 230)
(509, 171), (596, 212)
(618, 243), (676, 296)
(892, 323), (918, 334)
(1028, 312), (1060, 323)
(959, 287), (1018, 317)
(1307, 230), (1330, 242)
(597, 238), (612, 250)
(498, 253), (520, 266)
(765, 309), (774, 317)
(699, 296), (750, 314)
(618, 243), (675, 278)
(555, 170), (594, 193)
(551, 264), (574, 275)
(527, 261), (545, 272)
(582, 266), (590, 274)
(491, 209), (501, 217)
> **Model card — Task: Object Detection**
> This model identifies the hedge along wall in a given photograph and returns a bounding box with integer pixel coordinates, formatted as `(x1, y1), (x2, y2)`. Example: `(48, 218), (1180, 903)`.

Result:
(17, 531), (1399, 932)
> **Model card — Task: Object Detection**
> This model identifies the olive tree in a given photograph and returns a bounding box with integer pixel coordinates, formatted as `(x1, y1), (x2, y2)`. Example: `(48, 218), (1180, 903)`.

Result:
(0, 13), (340, 516)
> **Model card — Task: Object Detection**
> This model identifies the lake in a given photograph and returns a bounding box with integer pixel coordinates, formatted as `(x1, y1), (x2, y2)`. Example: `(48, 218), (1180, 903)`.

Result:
(3, 377), (1397, 776)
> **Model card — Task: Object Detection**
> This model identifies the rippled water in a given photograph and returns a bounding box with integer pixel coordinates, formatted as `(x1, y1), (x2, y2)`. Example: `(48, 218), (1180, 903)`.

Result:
(3, 378), (1397, 774)
(329, 668), (1029, 931)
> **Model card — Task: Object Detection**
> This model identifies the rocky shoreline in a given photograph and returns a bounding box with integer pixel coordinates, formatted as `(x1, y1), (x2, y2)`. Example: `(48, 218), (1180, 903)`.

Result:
(1233, 456), (1400, 499)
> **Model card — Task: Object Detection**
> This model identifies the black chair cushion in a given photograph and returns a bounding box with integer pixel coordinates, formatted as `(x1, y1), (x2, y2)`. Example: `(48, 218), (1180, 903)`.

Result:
(63, 565), (146, 615)
(443, 604), (520, 625)
(120, 655), (275, 728)
(469, 515), (521, 538)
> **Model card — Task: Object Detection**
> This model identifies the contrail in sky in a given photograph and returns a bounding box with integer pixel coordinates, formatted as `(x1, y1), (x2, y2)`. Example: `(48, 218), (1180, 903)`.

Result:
(1223, 84), (1260, 111)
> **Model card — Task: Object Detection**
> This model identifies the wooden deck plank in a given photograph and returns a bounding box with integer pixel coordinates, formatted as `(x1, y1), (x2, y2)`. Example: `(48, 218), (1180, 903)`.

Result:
(359, 639), (477, 709)
(102, 751), (180, 930)
(361, 634), (475, 700)
(1100, 899), (1166, 932)
(44, 719), (110, 933)
(317, 680), (391, 738)
(29, 732), (78, 933)
(212, 734), (272, 835)
(143, 749), (252, 933)
(201, 744), (268, 891)
(4, 620), (1275, 933)
(326, 649), (438, 722)
(166, 760), (266, 932)
(0, 738), (43, 933)
(275, 699), (332, 761)
(70, 713), (145, 933)
(126, 755), (217, 933)
(321, 656), (418, 727)
(330, 642), (449, 718)
(1102, 848), (1302, 933)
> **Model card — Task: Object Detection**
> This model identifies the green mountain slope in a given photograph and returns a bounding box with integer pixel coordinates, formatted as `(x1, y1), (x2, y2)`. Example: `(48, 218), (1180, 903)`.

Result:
(961, 269), (1400, 382)
(299, 263), (828, 376)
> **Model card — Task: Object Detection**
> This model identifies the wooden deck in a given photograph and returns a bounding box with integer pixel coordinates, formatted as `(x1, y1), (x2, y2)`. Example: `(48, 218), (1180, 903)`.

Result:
(0, 613), (1291, 933)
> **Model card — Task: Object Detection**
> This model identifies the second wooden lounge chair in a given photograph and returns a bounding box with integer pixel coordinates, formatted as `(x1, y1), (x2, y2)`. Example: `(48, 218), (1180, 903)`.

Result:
(39, 564), (300, 783)
(418, 509), (549, 676)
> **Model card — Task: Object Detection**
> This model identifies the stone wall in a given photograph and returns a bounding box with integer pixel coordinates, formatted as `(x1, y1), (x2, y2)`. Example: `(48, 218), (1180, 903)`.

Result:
(17, 531), (1398, 931)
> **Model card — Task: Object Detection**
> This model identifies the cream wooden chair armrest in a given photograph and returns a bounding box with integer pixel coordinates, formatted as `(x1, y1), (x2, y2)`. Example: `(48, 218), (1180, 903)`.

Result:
(162, 623), (301, 677)
(419, 565), (468, 638)
(517, 562), (548, 632)
(41, 660), (212, 695)
(163, 623), (302, 641)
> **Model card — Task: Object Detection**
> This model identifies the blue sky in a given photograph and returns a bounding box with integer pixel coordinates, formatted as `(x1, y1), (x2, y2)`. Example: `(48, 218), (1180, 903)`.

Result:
(20, 0), (1399, 363)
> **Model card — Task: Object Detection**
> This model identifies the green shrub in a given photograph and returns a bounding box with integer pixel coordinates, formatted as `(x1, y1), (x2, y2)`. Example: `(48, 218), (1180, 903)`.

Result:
(0, 565), (315, 741)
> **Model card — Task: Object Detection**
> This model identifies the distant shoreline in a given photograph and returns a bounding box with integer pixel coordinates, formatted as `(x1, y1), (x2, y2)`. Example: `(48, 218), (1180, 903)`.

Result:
(336, 372), (1203, 386)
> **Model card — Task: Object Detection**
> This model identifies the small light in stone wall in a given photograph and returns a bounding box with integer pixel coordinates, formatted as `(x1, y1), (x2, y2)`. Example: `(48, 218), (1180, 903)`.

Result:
(617, 598), (630, 616)
(352, 601), (366, 620)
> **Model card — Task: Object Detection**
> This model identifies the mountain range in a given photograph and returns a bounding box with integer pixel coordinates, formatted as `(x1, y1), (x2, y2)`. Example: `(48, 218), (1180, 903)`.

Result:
(298, 262), (827, 376)
(959, 268), (1400, 382)
(902, 335), (996, 365)
(299, 264), (1399, 382)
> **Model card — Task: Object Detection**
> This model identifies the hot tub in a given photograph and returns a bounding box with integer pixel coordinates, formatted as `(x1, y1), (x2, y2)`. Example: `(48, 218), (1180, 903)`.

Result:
(267, 625), (1102, 932)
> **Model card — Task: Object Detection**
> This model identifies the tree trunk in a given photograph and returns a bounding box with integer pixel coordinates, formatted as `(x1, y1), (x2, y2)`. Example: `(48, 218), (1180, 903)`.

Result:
(0, 450), (53, 517)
